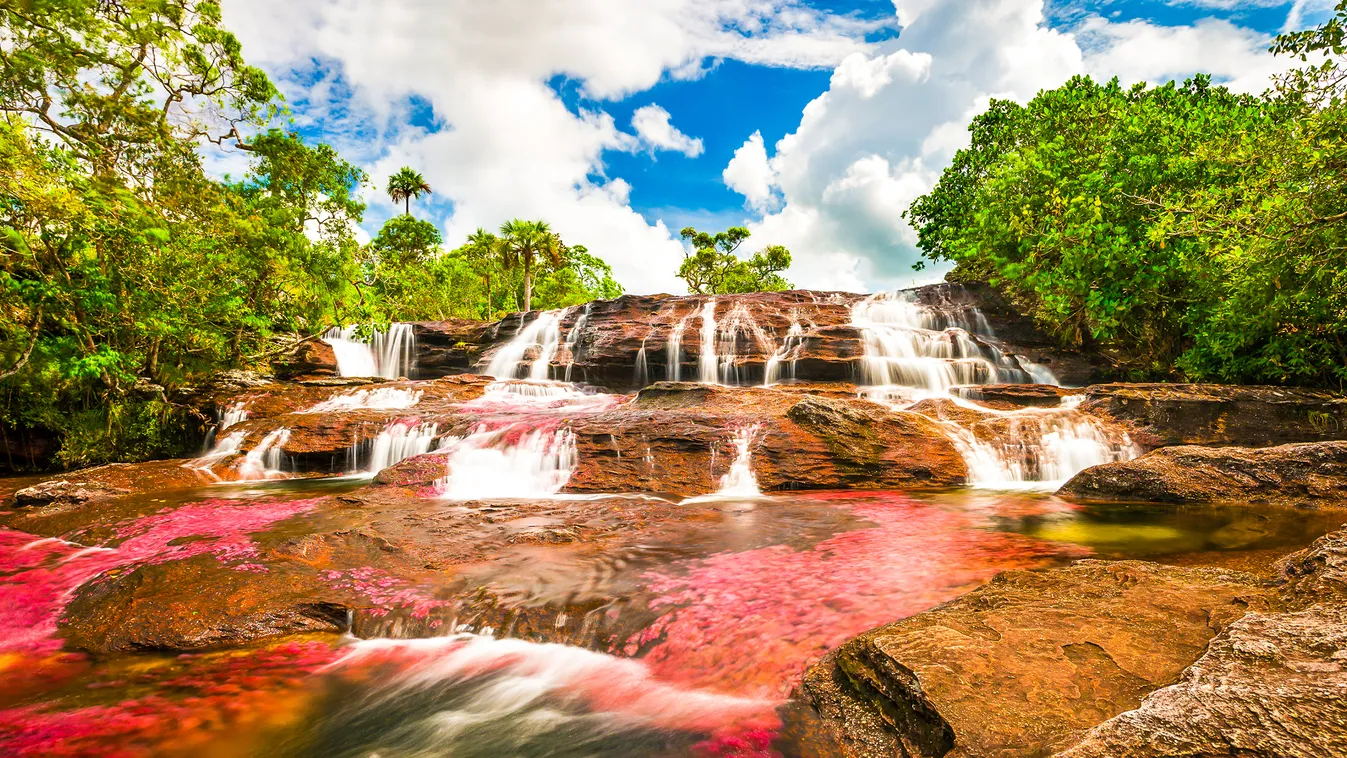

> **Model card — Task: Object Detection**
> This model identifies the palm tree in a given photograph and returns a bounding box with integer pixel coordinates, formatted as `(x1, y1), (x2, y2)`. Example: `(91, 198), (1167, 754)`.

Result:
(387, 167), (432, 216)
(465, 228), (501, 318)
(498, 219), (565, 312)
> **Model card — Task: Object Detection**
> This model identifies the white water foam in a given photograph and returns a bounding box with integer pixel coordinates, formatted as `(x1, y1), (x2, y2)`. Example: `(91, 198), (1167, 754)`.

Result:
(324, 324), (416, 379)
(303, 387), (423, 413)
(698, 300), (719, 384)
(763, 322), (804, 386)
(219, 402), (250, 429)
(236, 428), (290, 481)
(485, 310), (566, 381)
(358, 421), (440, 475)
(437, 427), (578, 500)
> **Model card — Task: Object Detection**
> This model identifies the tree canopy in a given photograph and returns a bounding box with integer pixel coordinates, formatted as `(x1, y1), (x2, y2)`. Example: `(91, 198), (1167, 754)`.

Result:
(676, 226), (793, 295)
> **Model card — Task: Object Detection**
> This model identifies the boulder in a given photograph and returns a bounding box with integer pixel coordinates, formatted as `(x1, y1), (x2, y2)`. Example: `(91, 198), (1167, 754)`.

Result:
(953, 383), (1075, 409)
(1056, 605), (1347, 758)
(59, 555), (350, 653)
(272, 338), (340, 379)
(1277, 527), (1347, 607)
(799, 560), (1273, 758)
(1083, 383), (1347, 446)
(11, 461), (221, 507)
(1059, 441), (1347, 507)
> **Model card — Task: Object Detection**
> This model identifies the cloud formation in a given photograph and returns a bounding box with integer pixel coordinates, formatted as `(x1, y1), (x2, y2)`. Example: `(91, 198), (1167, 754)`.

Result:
(631, 105), (705, 157)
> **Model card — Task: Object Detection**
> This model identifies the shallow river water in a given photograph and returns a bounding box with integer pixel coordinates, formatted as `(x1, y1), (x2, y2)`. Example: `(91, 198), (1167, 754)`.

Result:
(0, 477), (1336, 758)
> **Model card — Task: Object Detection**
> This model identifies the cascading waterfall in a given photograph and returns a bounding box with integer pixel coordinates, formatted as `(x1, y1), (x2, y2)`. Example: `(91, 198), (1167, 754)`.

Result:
(187, 430), (248, 477)
(357, 421), (439, 475)
(236, 428), (290, 481)
(220, 403), (250, 429)
(324, 324), (416, 379)
(698, 300), (719, 384)
(303, 387), (422, 413)
(563, 304), (591, 382)
(633, 336), (649, 387)
(437, 426), (578, 500)
(717, 425), (762, 496)
(763, 322), (804, 386)
(666, 315), (689, 382)
(485, 310), (566, 381)
(852, 290), (1135, 486)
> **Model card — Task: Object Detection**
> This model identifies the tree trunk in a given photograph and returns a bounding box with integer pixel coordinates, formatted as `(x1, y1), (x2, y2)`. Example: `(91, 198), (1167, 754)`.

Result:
(524, 254), (533, 312)
(485, 273), (493, 319)
(405, 196), (410, 216)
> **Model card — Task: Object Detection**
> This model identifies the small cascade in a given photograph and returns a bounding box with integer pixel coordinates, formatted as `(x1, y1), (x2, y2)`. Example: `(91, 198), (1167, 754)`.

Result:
(372, 322), (416, 380)
(717, 425), (762, 497)
(360, 421), (439, 475)
(943, 410), (1139, 489)
(763, 322), (804, 386)
(563, 304), (591, 382)
(325, 324), (415, 379)
(437, 426), (578, 500)
(303, 387), (422, 413)
(698, 300), (718, 384)
(633, 336), (649, 387)
(485, 310), (566, 381)
(324, 326), (379, 377)
(462, 380), (622, 414)
(236, 428), (290, 481)
(187, 430), (248, 477)
(666, 314), (690, 382)
(851, 291), (1057, 392)
(219, 402), (250, 429)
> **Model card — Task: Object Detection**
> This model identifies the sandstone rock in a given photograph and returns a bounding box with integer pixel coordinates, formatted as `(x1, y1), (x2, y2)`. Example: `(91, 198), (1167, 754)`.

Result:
(272, 338), (340, 379)
(1084, 383), (1347, 446)
(1277, 527), (1347, 607)
(12, 461), (220, 507)
(59, 555), (350, 653)
(799, 560), (1273, 758)
(1059, 441), (1347, 507)
(953, 383), (1075, 409)
(1056, 605), (1347, 758)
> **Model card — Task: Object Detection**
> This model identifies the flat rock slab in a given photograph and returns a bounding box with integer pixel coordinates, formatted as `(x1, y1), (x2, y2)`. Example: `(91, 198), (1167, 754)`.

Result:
(1084, 383), (1347, 446)
(1057, 604), (1347, 758)
(1060, 441), (1347, 508)
(800, 560), (1274, 758)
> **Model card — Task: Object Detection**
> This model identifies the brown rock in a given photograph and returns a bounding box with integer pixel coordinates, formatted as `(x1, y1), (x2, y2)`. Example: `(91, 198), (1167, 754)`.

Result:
(1059, 441), (1347, 507)
(1084, 383), (1347, 446)
(1056, 605), (1347, 758)
(953, 383), (1074, 409)
(799, 560), (1273, 758)
(12, 460), (222, 507)
(273, 338), (340, 379)
(59, 554), (350, 653)
(1277, 527), (1347, 607)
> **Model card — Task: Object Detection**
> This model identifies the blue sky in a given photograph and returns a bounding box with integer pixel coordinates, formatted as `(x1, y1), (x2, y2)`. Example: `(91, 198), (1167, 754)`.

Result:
(222, 0), (1333, 293)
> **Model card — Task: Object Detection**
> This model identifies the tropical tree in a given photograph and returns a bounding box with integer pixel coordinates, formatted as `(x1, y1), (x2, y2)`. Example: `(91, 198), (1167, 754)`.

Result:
(677, 226), (793, 294)
(463, 228), (503, 318)
(499, 219), (564, 311)
(387, 166), (432, 216)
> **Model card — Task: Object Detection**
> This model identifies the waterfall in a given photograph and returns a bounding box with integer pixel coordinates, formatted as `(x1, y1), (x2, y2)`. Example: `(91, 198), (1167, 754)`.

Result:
(303, 387), (422, 413)
(942, 409), (1140, 489)
(236, 428), (290, 480)
(219, 402), (250, 429)
(360, 421), (439, 475)
(633, 336), (649, 387)
(563, 304), (591, 382)
(324, 326), (379, 377)
(698, 300), (719, 384)
(850, 291), (1058, 393)
(372, 322), (416, 380)
(324, 324), (416, 379)
(484, 310), (566, 381)
(437, 426), (578, 500)
(763, 322), (804, 386)
(666, 315), (689, 382)
(717, 425), (762, 496)
(187, 430), (247, 476)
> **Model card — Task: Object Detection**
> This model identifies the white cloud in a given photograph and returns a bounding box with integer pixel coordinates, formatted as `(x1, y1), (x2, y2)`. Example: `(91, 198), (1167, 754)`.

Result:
(723, 131), (776, 211)
(725, 0), (1296, 292)
(631, 105), (704, 157)
(220, 0), (877, 295)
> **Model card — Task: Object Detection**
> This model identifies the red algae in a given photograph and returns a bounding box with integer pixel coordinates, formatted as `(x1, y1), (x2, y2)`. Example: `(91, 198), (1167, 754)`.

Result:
(0, 498), (322, 654)
(0, 641), (342, 758)
(633, 493), (1088, 700)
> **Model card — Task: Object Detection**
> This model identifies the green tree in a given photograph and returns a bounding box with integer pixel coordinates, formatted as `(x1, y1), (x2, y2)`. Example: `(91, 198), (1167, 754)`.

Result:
(462, 228), (503, 319)
(387, 166), (432, 217)
(677, 226), (793, 294)
(499, 219), (563, 312)
(368, 215), (443, 265)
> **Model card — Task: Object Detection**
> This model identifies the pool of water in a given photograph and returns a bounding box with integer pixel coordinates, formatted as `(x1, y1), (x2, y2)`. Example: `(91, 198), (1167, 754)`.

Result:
(0, 479), (1338, 757)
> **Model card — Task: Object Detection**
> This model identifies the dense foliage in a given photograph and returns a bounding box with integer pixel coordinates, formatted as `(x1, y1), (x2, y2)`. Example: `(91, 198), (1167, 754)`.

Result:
(0, 1), (621, 469)
(909, 9), (1347, 388)
(677, 226), (793, 295)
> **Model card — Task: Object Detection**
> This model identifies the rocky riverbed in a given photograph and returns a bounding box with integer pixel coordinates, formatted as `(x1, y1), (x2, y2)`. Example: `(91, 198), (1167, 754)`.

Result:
(3, 285), (1346, 757)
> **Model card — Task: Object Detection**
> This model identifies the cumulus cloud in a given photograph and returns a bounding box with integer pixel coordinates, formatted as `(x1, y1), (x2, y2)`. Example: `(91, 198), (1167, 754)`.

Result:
(725, 0), (1296, 292)
(220, 0), (877, 294)
(631, 105), (704, 157)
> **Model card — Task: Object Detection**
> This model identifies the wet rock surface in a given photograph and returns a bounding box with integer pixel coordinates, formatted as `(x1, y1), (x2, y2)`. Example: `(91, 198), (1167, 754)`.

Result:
(10, 461), (219, 508)
(799, 560), (1274, 758)
(1083, 383), (1347, 446)
(1059, 441), (1347, 507)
